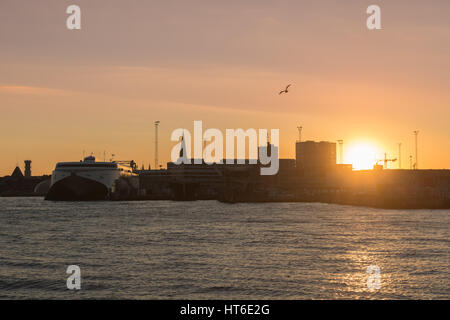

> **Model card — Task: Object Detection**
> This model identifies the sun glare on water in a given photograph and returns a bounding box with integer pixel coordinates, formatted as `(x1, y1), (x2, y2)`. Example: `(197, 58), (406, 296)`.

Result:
(345, 143), (379, 170)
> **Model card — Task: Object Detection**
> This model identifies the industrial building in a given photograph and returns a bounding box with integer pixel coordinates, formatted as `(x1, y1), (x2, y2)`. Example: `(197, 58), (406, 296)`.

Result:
(2, 137), (449, 208)
(296, 141), (337, 174)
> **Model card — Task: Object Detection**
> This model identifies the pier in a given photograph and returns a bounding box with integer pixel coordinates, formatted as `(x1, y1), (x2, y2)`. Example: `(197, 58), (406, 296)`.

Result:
(2, 143), (449, 209)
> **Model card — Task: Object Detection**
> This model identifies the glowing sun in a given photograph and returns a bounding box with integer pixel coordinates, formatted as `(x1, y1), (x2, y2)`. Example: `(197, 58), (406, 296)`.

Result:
(345, 143), (379, 170)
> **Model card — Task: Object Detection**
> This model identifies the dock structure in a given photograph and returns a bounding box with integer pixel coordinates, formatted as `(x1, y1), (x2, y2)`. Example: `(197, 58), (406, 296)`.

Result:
(2, 140), (449, 209)
(134, 140), (450, 209)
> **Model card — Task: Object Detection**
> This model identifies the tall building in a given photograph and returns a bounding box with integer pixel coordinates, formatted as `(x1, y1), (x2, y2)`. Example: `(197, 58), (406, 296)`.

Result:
(296, 141), (336, 174)
(24, 160), (32, 178)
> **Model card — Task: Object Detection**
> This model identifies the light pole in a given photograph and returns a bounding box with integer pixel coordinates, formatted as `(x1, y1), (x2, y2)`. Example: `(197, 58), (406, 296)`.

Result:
(297, 126), (302, 142)
(413, 130), (419, 169)
(155, 121), (160, 169)
(337, 140), (344, 164)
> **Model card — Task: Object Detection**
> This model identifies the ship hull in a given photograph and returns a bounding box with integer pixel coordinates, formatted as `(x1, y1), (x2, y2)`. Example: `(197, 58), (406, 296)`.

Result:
(45, 174), (108, 201)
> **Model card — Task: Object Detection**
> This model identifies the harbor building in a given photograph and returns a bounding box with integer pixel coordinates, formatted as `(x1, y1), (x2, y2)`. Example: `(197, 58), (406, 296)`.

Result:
(296, 141), (336, 175)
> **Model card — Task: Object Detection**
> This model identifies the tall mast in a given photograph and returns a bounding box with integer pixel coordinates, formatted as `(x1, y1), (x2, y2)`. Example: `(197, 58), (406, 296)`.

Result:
(154, 121), (160, 169)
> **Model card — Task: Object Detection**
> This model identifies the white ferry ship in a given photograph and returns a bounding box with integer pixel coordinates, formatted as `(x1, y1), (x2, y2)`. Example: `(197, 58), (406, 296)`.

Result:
(45, 156), (136, 201)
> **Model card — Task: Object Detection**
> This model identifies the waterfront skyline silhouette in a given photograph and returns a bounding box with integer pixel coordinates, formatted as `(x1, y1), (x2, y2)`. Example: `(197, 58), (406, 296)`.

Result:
(1, 1), (449, 176)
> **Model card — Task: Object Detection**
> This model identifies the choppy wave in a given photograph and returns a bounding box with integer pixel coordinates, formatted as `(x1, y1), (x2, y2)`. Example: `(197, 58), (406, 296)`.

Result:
(0, 198), (448, 299)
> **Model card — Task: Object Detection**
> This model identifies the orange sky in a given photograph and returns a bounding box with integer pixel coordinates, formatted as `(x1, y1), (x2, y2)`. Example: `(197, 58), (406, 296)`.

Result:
(1, 0), (449, 176)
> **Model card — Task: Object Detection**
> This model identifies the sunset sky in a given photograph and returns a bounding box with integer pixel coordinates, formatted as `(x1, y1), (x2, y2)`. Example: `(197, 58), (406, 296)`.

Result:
(1, 0), (449, 176)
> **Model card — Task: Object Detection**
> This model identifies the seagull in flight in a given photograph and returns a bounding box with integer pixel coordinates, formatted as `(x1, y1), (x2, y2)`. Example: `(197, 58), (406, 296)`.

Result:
(279, 84), (291, 95)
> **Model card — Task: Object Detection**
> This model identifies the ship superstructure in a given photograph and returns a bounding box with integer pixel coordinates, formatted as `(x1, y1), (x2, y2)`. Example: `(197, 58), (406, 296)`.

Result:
(45, 156), (136, 200)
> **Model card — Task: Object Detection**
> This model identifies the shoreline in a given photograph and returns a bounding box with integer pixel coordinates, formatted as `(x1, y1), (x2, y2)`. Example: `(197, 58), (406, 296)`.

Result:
(5, 194), (448, 210)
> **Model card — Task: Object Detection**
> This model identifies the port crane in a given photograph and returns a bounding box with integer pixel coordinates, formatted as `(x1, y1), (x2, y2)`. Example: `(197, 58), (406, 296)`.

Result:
(376, 153), (397, 169)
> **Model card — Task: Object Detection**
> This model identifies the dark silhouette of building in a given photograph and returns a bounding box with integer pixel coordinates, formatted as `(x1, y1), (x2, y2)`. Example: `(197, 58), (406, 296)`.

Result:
(0, 165), (50, 197)
(258, 142), (276, 160)
(11, 166), (24, 178)
(24, 160), (32, 177)
(296, 141), (336, 174)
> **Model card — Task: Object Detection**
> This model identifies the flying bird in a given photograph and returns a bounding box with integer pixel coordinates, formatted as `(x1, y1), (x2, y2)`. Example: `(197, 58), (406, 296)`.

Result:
(279, 84), (291, 95)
